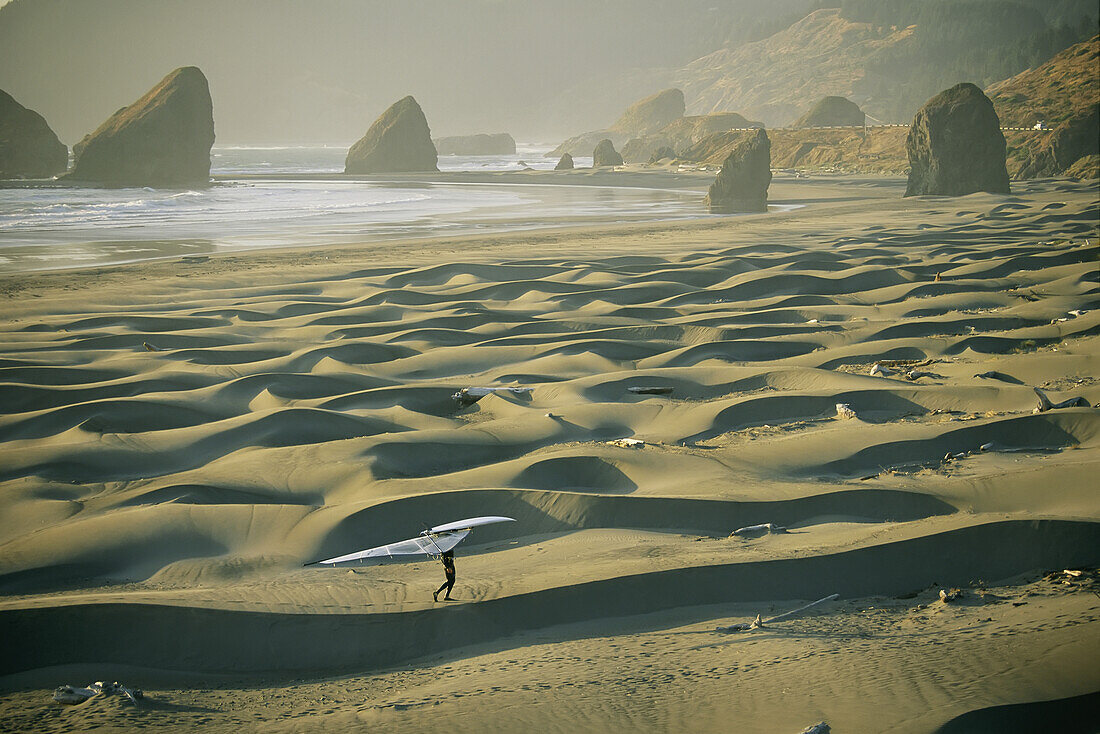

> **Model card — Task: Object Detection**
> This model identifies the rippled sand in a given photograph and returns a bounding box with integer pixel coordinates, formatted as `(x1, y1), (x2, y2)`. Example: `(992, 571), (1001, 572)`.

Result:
(0, 173), (1097, 733)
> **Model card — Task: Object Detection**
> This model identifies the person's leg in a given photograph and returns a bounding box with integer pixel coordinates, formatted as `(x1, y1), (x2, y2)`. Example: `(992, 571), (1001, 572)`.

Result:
(444, 573), (456, 600)
(434, 580), (449, 601)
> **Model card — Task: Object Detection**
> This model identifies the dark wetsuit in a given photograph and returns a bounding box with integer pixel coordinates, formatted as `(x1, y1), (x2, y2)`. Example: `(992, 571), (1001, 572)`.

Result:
(434, 550), (456, 601)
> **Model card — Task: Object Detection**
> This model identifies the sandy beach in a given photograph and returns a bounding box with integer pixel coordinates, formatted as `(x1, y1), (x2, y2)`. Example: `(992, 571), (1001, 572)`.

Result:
(0, 171), (1097, 733)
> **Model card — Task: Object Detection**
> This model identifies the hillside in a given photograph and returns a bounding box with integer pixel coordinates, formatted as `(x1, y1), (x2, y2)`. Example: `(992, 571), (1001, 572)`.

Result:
(673, 2), (1097, 129)
(988, 34), (1098, 128)
(989, 35), (1099, 179)
(676, 9), (913, 127)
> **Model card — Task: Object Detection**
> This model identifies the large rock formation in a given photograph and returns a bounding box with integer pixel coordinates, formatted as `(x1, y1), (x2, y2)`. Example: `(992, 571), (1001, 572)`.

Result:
(592, 139), (623, 167)
(548, 88), (687, 159)
(648, 146), (676, 164)
(554, 153), (574, 170)
(904, 83), (1010, 196)
(620, 112), (760, 164)
(345, 96), (438, 174)
(0, 89), (67, 178)
(609, 88), (685, 137)
(434, 132), (515, 156)
(1016, 107), (1099, 179)
(68, 66), (214, 186)
(703, 128), (771, 213)
(678, 126), (909, 174)
(794, 96), (865, 128)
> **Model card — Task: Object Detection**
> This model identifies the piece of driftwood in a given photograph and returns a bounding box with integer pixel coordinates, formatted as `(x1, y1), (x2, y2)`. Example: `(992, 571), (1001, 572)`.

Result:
(869, 363), (893, 377)
(835, 403), (857, 419)
(1033, 387), (1090, 413)
(939, 588), (963, 603)
(799, 723), (831, 734)
(905, 369), (941, 381)
(716, 593), (839, 633)
(53, 681), (143, 705)
(627, 386), (674, 395)
(606, 438), (644, 448)
(730, 522), (788, 539)
(974, 370), (1023, 384)
(452, 386), (532, 406)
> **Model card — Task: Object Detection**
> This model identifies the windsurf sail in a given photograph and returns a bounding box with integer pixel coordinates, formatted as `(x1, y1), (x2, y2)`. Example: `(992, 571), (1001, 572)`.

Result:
(307, 516), (515, 566)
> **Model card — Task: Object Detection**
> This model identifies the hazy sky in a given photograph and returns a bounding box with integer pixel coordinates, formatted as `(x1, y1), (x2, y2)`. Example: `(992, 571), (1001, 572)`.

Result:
(0, 0), (722, 144)
(0, 0), (826, 144)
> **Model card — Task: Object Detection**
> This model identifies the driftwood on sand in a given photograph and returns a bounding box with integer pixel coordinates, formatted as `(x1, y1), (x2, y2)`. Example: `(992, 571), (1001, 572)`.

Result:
(729, 522), (788, 539)
(53, 680), (143, 705)
(627, 386), (674, 395)
(835, 403), (857, 419)
(1032, 387), (1090, 412)
(715, 593), (839, 633)
(452, 386), (533, 406)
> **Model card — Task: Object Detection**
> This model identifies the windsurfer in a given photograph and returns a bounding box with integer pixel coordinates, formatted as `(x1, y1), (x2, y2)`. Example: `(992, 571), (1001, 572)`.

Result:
(433, 549), (456, 601)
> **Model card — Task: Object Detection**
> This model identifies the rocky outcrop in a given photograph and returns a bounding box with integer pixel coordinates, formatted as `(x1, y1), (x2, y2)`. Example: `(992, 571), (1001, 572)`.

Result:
(592, 139), (623, 167)
(68, 66), (214, 186)
(549, 89), (688, 159)
(769, 127), (908, 173)
(345, 96), (438, 174)
(987, 35), (1099, 179)
(609, 88), (685, 137)
(0, 89), (67, 178)
(680, 131), (748, 165)
(620, 112), (759, 164)
(1063, 154), (1099, 180)
(794, 96), (865, 128)
(648, 146), (676, 164)
(703, 128), (771, 213)
(434, 132), (515, 156)
(554, 153), (574, 170)
(548, 130), (624, 159)
(1016, 108), (1099, 179)
(904, 82), (1010, 197)
(679, 126), (909, 174)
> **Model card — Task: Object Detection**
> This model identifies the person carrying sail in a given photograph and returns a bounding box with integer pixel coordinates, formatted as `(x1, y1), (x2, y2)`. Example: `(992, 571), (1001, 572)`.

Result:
(433, 549), (456, 601)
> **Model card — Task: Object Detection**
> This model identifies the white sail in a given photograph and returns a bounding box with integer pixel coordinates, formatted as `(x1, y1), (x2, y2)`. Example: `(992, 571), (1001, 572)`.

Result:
(428, 516), (516, 534)
(316, 529), (470, 565)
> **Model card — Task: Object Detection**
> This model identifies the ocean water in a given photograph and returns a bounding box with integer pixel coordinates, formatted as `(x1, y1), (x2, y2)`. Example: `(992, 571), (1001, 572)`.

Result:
(210, 143), (588, 175)
(0, 145), (712, 273)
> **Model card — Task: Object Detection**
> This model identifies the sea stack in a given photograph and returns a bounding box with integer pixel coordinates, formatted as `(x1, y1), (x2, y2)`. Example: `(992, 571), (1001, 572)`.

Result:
(555, 153), (574, 170)
(904, 82), (1010, 197)
(703, 128), (771, 213)
(345, 96), (438, 174)
(68, 66), (214, 187)
(794, 96), (865, 128)
(0, 89), (68, 178)
(592, 139), (623, 167)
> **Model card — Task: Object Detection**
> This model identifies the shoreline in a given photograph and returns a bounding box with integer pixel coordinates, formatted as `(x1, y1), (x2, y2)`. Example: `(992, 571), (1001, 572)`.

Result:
(0, 171), (909, 286)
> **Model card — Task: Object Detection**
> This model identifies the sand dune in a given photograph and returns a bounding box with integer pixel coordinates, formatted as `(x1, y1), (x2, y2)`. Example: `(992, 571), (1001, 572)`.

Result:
(0, 174), (1097, 732)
